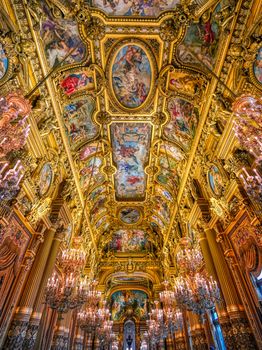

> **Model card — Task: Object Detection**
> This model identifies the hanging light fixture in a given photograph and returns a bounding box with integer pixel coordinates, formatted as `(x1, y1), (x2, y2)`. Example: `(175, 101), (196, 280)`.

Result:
(176, 244), (203, 274)
(0, 160), (24, 201)
(45, 247), (88, 316)
(240, 168), (262, 204)
(0, 91), (31, 158)
(45, 271), (89, 315)
(174, 241), (221, 319)
(232, 94), (262, 161)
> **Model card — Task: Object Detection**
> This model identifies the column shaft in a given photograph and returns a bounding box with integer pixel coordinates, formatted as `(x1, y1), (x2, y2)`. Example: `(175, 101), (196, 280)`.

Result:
(4, 226), (56, 349)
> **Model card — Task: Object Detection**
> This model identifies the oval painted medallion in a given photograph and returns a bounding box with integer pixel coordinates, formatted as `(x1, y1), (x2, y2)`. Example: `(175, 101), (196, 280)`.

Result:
(254, 46), (262, 84)
(112, 44), (151, 109)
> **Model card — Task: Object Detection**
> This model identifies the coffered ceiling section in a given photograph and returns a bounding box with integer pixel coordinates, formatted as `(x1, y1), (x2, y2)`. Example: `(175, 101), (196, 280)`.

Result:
(34, 0), (223, 241)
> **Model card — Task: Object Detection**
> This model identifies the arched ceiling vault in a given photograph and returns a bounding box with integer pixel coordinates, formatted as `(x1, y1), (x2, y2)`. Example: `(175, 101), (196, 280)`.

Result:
(28, 0), (234, 273)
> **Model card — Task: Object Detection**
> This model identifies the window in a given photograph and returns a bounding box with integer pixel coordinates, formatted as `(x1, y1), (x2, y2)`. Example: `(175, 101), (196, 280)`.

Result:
(210, 309), (226, 350)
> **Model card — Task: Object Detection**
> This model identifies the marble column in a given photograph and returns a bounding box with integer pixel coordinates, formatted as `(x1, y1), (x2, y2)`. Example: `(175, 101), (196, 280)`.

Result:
(24, 227), (64, 350)
(4, 225), (58, 349)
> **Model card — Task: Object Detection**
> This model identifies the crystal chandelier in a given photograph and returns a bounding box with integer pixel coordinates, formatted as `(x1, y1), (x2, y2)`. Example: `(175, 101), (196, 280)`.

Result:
(0, 91), (31, 157)
(176, 245), (203, 274)
(240, 168), (262, 204)
(232, 94), (262, 161)
(60, 248), (86, 273)
(45, 271), (89, 315)
(0, 160), (24, 201)
(173, 272), (220, 318)
(174, 243), (220, 318)
(45, 247), (88, 316)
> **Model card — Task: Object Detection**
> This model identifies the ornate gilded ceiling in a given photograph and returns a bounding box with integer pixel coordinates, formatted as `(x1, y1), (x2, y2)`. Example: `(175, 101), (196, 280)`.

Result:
(24, 0), (233, 259)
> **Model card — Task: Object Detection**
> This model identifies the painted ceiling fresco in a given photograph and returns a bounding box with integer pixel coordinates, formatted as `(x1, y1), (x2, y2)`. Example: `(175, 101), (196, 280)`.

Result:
(92, 0), (179, 17)
(40, 4), (86, 68)
(63, 97), (98, 148)
(110, 290), (148, 321)
(112, 44), (151, 108)
(107, 229), (148, 252)
(29, 0), (227, 257)
(111, 123), (152, 201)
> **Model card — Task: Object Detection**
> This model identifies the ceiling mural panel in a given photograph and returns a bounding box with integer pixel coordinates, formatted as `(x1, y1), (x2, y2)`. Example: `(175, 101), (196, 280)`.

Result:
(155, 185), (173, 202)
(119, 207), (141, 225)
(106, 229), (148, 253)
(154, 195), (170, 223)
(79, 143), (102, 161)
(156, 155), (180, 193)
(164, 98), (199, 151)
(159, 142), (185, 162)
(79, 156), (105, 193)
(60, 70), (95, 96)
(90, 195), (107, 220)
(88, 185), (107, 202)
(91, 0), (179, 17)
(40, 4), (86, 68)
(111, 44), (152, 109)
(111, 123), (152, 201)
(110, 290), (148, 321)
(176, 11), (220, 69)
(63, 98), (98, 149)
(151, 215), (164, 229)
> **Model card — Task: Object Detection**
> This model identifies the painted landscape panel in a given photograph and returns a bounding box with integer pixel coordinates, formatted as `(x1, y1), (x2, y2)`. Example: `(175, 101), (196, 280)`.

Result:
(112, 45), (151, 108)
(111, 123), (151, 200)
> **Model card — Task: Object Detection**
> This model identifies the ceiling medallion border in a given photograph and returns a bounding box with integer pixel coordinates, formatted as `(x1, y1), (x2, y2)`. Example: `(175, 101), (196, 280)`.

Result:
(105, 38), (158, 113)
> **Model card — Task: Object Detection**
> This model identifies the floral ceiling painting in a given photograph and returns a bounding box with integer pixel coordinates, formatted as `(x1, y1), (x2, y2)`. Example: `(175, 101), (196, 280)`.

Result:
(111, 290), (148, 321)
(63, 98), (98, 148)
(40, 3), (86, 68)
(111, 44), (151, 108)
(92, 0), (179, 17)
(164, 98), (199, 151)
(111, 123), (151, 200)
(107, 229), (148, 252)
